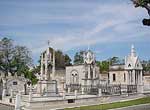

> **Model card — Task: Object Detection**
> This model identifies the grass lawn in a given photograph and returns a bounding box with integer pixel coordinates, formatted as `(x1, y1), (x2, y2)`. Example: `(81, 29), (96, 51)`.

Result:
(65, 97), (150, 110)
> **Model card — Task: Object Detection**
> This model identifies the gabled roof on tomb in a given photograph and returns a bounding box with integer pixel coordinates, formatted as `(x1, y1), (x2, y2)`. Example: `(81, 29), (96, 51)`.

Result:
(125, 45), (142, 70)
(109, 45), (143, 71)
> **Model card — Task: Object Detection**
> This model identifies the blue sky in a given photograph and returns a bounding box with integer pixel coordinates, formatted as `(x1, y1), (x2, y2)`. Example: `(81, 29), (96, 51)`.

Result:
(0, 0), (150, 64)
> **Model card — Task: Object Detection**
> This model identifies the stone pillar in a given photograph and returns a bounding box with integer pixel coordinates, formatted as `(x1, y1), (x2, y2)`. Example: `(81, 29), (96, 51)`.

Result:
(63, 90), (66, 99)
(37, 81), (42, 96)
(2, 88), (6, 98)
(40, 54), (44, 80)
(137, 71), (140, 84)
(87, 65), (91, 85)
(137, 70), (143, 93)
(52, 49), (55, 79)
(10, 89), (13, 98)
(88, 65), (90, 79)
(98, 88), (102, 97)
(29, 91), (32, 102)
(93, 66), (95, 79)
(132, 70), (135, 84)
(45, 53), (48, 80)
(68, 87), (71, 94)
(15, 92), (21, 110)
(2, 78), (6, 98)
(81, 87), (84, 95)
(29, 85), (32, 102)
(128, 71), (131, 85)
(140, 70), (143, 85)
(74, 90), (77, 99)
(126, 71), (129, 85)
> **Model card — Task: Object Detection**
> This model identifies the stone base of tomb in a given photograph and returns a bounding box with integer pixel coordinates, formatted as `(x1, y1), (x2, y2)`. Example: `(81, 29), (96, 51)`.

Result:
(137, 84), (144, 93)
(23, 95), (101, 110)
(37, 80), (58, 96)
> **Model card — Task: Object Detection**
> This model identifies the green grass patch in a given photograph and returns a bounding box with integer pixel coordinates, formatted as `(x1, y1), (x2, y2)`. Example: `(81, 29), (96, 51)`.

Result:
(65, 97), (150, 110)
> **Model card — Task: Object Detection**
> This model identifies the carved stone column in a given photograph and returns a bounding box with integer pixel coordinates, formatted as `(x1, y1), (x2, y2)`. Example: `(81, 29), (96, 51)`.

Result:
(52, 49), (55, 80)
(45, 53), (48, 80)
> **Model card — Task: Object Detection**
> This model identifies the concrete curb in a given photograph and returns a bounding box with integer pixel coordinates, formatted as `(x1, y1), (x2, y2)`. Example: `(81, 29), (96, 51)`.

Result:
(53, 94), (146, 110)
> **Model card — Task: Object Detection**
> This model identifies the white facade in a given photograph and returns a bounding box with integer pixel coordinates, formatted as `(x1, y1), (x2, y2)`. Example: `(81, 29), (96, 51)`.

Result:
(109, 45), (143, 92)
(37, 47), (58, 96)
(66, 50), (100, 92)
(143, 72), (150, 92)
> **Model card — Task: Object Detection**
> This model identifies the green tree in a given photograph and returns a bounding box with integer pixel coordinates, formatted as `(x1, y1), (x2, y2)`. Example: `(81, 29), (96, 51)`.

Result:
(131, 0), (150, 26)
(11, 45), (32, 76)
(40, 48), (72, 69)
(0, 37), (32, 77)
(55, 50), (72, 68)
(73, 51), (85, 65)
(55, 50), (65, 68)
(64, 54), (72, 66)
(97, 57), (123, 74)
(142, 60), (150, 72)
(0, 38), (14, 76)
(109, 57), (121, 65)
(97, 61), (109, 73)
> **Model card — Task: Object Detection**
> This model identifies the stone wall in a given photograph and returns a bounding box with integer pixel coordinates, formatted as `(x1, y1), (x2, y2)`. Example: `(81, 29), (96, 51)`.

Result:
(143, 74), (150, 92)
(66, 65), (85, 85)
(54, 69), (65, 93)
(109, 70), (127, 85)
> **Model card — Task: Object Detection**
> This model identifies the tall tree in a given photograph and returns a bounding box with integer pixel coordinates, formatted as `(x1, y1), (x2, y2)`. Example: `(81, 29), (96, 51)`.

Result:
(109, 57), (121, 65)
(97, 57), (123, 73)
(42, 48), (72, 69)
(55, 50), (65, 68)
(64, 54), (72, 66)
(131, 0), (150, 26)
(142, 60), (150, 72)
(73, 50), (85, 65)
(97, 61), (109, 73)
(0, 38), (15, 76)
(0, 37), (32, 76)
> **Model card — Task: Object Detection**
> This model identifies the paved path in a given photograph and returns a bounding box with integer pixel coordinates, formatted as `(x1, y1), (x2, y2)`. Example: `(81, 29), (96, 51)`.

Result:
(0, 103), (14, 110)
(52, 94), (146, 110)
(111, 104), (150, 110)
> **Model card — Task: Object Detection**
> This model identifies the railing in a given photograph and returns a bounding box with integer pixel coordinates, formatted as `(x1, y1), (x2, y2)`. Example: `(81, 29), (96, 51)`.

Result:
(66, 84), (138, 95)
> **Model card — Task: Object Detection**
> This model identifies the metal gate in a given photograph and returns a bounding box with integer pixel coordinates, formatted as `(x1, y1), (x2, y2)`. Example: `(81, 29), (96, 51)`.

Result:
(127, 85), (137, 93)
(101, 84), (121, 95)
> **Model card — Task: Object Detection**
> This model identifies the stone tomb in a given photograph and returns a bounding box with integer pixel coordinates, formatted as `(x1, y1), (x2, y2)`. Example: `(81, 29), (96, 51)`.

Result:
(36, 47), (58, 96)
(37, 80), (58, 96)
(66, 49), (100, 94)
(1, 75), (29, 104)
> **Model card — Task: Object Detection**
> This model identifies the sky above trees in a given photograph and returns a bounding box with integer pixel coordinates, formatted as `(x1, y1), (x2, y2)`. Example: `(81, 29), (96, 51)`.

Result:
(0, 0), (150, 64)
